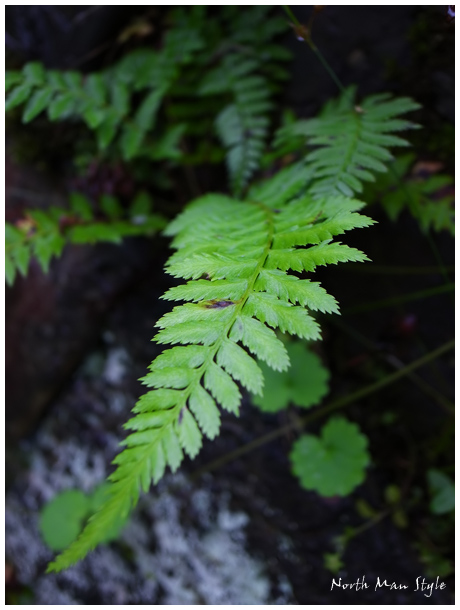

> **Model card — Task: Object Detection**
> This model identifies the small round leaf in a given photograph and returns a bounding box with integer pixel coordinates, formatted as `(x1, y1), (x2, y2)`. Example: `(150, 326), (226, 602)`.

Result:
(39, 490), (89, 551)
(252, 342), (329, 412)
(290, 416), (370, 497)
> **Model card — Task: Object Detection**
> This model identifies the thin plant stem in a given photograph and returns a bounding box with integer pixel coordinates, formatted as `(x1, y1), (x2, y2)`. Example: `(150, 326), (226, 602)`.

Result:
(192, 339), (454, 478)
(339, 264), (455, 276)
(425, 230), (452, 286)
(282, 5), (301, 26)
(282, 6), (345, 94)
(307, 42), (346, 94)
(343, 283), (454, 315)
(331, 316), (454, 415)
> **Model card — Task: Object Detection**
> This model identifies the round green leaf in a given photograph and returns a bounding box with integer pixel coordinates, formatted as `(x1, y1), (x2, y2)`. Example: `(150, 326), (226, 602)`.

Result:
(290, 416), (370, 497)
(39, 490), (90, 551)
(252, 342), (329, 412)
(427, 469), (455, 515)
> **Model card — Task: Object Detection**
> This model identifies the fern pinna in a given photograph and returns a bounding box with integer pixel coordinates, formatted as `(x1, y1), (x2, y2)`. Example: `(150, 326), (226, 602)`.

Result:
(44, 88), (419, 572)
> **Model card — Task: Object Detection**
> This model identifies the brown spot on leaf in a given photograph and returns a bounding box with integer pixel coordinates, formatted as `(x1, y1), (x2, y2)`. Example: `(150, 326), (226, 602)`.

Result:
(204, 299), (235, 309)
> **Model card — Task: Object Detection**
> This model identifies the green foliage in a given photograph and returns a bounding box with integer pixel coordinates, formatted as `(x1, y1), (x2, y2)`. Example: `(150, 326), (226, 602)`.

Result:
(5, 6), (424, 572)
(5, 192), (164, 284)
(46, 80), (419, 570)
(39, 490), (89, 551)
(39, 485), (128, 551)
(323, 552), (345, 574)
(275, 86), (420, 197)
(47, 181), (374, 572)
(210, 53), (284, 196)
(6, 9), (204, 161)
(252, 341), (330, 412)
(197, 7), (291, 195)
(427, 469), (455, 515)
(364, 153), (454, 234)
(6, 6), (290, 177)
(290, 417), (370, 497)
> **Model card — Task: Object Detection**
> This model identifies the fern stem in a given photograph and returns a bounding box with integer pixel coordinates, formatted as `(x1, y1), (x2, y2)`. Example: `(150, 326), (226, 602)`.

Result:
(191, 338), (455, 477)
(282, 5), (346, 94)
(331, 317), (455, 415)
(424, 230), (452, 288)
(339, 264), (455, 276)
(307, 42), (346, 94)
(343, 283), (454, 315)
(282, 5), (302, 27)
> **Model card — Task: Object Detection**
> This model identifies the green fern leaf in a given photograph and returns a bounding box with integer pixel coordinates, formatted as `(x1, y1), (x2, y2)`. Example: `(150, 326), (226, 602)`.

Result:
(22, 88), (54, 123)
(47, 185), (372, 572)
(255, 271), (339, 314)
(203, 361), (241, 414)
(5, 84), (33, 111)
(267, 241), (370, 273)
(5, 71), (22, 92)
(48, 93), (76, 120)
(189, 384), (221, 439)
(5, 253), (16, 286)
(176, 408), (203, 458)
(277, 86), (420, 198)
(84, 74), (106, 105)
(5, 194), (165, 283)
(6, 11), (204, 159)
(244, 293), (321, 340)
(216, 338), (264, 395)
(209, 43), (289, 196)
(364, 153), (454, 235)
(163, 278), (248, 303)
(229, 314), (290, 372)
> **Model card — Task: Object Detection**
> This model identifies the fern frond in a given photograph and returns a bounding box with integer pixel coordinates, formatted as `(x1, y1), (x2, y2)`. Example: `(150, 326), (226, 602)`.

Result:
(5, 192), (164, 284)
(6, 6), (290, 169)
(364, 153), (455, 235)
(276, 86), (421, 198)
(200, 7), (291, 197)
(5, 12), (204, 161)
(47, 188), (373, 572)
(216, 100), (269, 197)
(210, 57), (274, 197)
